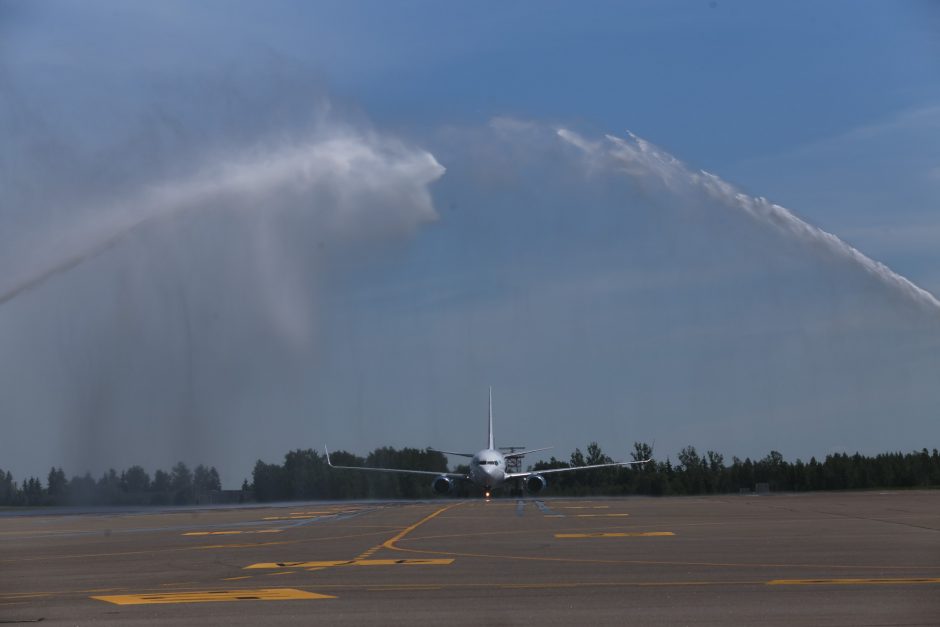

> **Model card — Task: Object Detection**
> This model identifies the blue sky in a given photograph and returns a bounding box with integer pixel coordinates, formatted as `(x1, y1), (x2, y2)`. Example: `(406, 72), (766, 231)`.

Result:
(1, 1), (938, 486)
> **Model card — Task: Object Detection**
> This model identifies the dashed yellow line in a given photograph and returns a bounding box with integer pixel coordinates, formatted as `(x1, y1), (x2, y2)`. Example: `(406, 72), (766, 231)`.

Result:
(355, 545), (382, 560)
(555, 532), (675, 539)
(91, 588), (333, 605)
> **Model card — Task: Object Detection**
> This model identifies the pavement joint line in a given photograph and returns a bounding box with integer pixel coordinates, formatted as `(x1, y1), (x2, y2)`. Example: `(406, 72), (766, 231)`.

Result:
(555, 531), (675, 538)
(766, 578), (940, 586)
(59, 576), (940, 601)
(0, 528), (393, 564)
(367, 585), (443, 591)
(378, 541), (940, 572)
(183, 529), (284, 536)
(28, 573), (940, 604)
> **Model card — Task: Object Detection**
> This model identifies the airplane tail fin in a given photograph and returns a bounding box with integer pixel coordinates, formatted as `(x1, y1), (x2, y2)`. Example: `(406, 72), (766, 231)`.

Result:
(488, 386), (495, 450)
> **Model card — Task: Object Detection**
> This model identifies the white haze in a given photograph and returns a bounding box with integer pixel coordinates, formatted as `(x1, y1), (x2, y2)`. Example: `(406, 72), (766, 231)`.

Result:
(0, 129), (445, 344)
(0, 105), (447, 478)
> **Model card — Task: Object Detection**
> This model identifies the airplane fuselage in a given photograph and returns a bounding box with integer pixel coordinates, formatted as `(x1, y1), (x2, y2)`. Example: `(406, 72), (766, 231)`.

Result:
(468, 448), (507, 490)
(324, 387), (650, 498)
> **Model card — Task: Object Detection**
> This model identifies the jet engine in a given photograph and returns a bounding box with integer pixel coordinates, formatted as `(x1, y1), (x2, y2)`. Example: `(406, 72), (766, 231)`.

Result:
(431, 475), (454, 495)
(525, 474), (547, 494)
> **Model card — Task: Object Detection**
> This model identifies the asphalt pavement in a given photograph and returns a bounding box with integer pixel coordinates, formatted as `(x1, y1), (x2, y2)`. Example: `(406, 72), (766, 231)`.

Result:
(1, 491), (938, 625)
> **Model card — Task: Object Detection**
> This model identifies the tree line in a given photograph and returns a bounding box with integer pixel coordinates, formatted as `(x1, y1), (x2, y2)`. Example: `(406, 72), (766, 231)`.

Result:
(249, 443), (940, 500)
(0, 462), (223, 506)
(2, 444), (938, 505)
(529, 443), (940, 496)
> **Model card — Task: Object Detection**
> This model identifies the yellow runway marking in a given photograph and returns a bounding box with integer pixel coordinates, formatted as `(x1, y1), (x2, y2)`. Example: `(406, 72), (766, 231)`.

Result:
(222, 576), (252, 581)
(91, 588), (334, 605)
(555, 532), (675, 539)
(245, 558), (454, 569)
(352, 559), (453, 566)
(381, 502), (464, 551)
(183, 529), (283, 536)
(576, 513), (630, 518)
(767, 578), (940, 586)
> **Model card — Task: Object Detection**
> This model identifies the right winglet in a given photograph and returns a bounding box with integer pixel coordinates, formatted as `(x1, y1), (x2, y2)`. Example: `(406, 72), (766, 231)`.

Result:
(324, 446), (333, 467)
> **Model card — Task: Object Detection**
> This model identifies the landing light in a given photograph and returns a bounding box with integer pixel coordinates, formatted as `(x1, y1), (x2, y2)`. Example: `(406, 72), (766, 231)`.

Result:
(484, 491), (491, 499)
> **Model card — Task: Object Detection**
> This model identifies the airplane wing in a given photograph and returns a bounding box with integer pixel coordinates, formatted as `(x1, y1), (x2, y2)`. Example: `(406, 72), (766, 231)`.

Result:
(428, 448), (476, 458)
(503, 446), (553, 458)
(324, 447), (467, 480)
(505, 458), (650, 480)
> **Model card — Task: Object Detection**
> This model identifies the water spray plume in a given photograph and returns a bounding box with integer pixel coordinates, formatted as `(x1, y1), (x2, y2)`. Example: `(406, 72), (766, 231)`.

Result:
(0, 132), (445, 307)
(558, 128), (940, 314)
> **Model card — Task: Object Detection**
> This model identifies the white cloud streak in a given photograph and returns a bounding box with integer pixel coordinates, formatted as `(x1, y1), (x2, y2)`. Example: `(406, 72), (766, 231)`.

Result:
(557, 128), (940, 314)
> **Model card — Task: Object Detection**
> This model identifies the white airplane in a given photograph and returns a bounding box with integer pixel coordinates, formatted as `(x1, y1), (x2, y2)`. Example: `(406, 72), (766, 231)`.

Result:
(325, 388), (650, 498)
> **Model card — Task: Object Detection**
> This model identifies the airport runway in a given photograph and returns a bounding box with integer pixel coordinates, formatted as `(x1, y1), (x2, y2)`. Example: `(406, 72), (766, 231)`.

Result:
(1, 491), (938, 625)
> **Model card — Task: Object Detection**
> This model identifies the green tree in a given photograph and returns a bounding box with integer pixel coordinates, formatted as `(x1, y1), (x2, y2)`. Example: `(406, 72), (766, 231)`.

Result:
(194, 465), (221, 492)
(170, 462), (193, 504)
(677, 446), (704, 494)
(0, 470), (14, 505)
(47, 467), (67, 501)
(122, 466), (151, 493)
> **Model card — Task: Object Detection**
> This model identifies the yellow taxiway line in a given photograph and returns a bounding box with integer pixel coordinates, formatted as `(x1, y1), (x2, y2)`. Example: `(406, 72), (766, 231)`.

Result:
(245, 558), (454, 569)
(92, 588), (334, 605)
